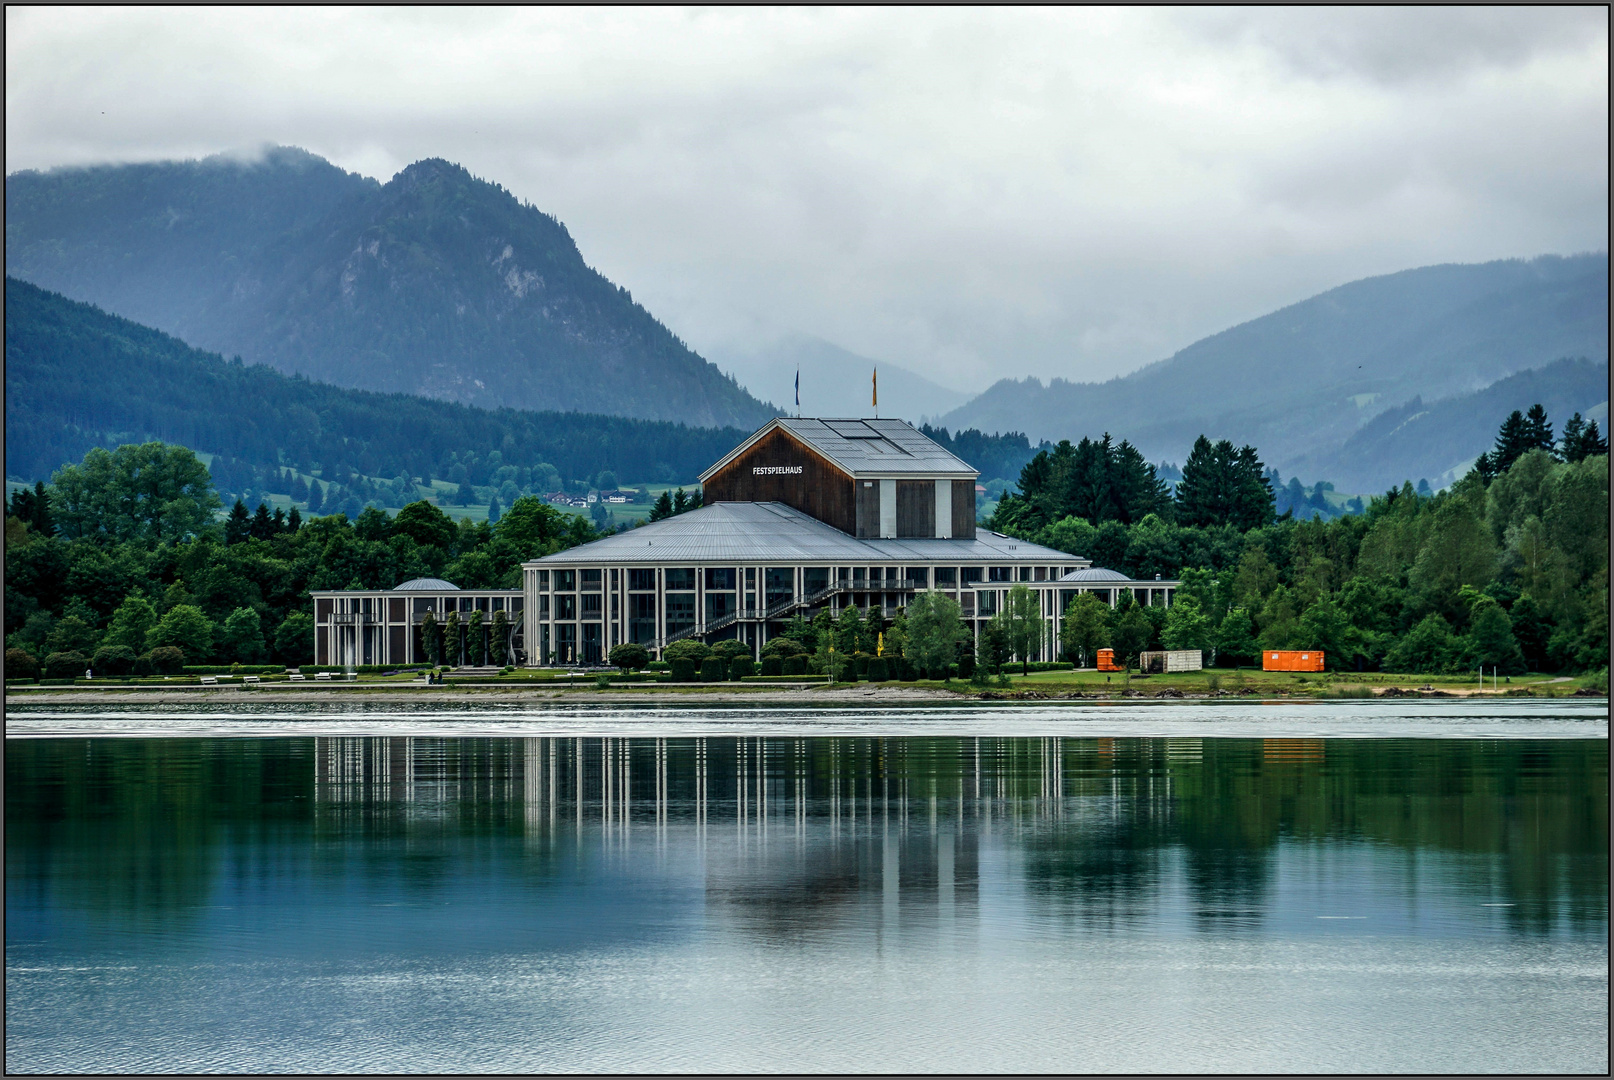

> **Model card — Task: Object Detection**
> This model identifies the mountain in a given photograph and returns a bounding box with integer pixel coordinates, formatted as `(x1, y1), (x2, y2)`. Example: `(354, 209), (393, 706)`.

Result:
(1335, 357), (1609, 492)
(4, 277), (749, 494)
(5, 147), (776, 429)
(941, 255), (1608, 488)
(710, 335), (972, 424)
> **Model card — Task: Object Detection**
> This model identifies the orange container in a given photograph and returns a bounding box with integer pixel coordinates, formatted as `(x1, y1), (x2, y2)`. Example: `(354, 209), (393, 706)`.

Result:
(1263, 650), (1324, 672)
(1096, 648), (1124, 672)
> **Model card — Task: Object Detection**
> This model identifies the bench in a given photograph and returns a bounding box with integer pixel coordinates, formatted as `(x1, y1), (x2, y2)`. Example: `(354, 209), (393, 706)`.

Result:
(315, 672), (333, 681)
(289, 673), (306, 681)
(200, 676), (218, 685)
(243, 675), (261, 684)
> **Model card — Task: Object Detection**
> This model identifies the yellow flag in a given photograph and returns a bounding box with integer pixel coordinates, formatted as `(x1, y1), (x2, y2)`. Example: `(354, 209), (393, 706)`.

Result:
(872, 367), (878, 411)
(877, 631), (884, 657)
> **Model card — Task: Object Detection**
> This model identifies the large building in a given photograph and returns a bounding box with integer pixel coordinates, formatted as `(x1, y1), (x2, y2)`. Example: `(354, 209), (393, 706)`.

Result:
(522, 418), (1177, 666)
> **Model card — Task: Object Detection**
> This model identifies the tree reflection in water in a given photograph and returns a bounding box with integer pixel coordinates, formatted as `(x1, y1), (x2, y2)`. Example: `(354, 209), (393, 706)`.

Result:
(8, 735), (1606, 938)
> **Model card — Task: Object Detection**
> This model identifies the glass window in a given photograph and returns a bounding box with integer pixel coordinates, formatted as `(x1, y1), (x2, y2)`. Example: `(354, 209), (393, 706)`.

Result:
(582, 594), (602, 617)
(611, 593), (619, 617)
(666, 592), (695, 631)
(511, 598), (523, 611)
(629, 568), (656, 591)
(536, 570), (549, 590)
(630, 594), (656, 621)
(745, 567), (756, 586)
(413, 597), (436, 612)
(765, 568), (794, 607)
(935, 567), (957, 586)
(610, 569), (619, 585)
(1019, 567), (1033, 582)
(665, 568), (695, 591)
(539, 596), (550, 616)
(705, 567), (736, 590)
(905, 567), (928, 587)
(557, 595), (577, 620)
(804, 567), (829, 594)
(962, 567), (983, 583)
(988, 566), (1013, 582)
(556, 569), (576, 591)
(582, 568), (602, 591)
(853, 567), (867, 584)
(979, 591), (999, 615)
(706, 592), (735, 621)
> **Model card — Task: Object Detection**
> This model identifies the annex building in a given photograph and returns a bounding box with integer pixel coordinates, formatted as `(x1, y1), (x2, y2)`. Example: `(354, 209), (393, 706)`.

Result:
(522, 418), (1178, 666)
(310, 577), (524, 668)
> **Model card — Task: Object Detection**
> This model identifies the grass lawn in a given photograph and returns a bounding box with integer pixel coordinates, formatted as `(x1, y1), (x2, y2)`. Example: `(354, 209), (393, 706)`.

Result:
(990, 666), (1600, 697)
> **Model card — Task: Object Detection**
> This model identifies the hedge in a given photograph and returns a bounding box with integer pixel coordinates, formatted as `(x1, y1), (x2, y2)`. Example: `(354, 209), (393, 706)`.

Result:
(183, 665), (287, 676)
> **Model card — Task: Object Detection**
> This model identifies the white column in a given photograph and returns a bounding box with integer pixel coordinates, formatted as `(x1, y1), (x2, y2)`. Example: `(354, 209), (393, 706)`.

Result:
(880, 479), (897, 538)
(934, 479), (952, 539)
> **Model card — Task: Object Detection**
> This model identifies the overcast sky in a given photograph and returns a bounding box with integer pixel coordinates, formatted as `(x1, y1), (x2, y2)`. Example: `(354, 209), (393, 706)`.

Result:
(6, 7), (1607, 392)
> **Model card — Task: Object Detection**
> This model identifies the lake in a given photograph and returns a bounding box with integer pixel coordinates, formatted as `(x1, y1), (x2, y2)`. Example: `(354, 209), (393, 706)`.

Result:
(6, 700), (1608, 1073)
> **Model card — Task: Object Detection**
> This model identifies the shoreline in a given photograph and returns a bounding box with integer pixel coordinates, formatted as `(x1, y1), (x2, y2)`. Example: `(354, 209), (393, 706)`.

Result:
(7, 682), (1604, 707)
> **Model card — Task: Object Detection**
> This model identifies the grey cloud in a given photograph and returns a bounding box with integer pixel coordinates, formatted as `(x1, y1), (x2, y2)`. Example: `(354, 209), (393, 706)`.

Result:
(4, 8), (1607, 391)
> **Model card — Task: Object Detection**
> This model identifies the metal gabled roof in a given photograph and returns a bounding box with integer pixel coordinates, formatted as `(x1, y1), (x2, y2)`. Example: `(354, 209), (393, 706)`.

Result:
(699, 417), (977, 482)
(525, 502), (1083, 567)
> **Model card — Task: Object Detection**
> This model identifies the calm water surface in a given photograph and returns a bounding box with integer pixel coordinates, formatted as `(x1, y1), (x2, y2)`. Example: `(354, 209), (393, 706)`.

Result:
(6, 702), (1608, 1073)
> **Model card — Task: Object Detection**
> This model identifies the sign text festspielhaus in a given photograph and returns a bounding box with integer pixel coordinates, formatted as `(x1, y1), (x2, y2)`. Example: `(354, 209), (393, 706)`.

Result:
(752, 465), (803, 475)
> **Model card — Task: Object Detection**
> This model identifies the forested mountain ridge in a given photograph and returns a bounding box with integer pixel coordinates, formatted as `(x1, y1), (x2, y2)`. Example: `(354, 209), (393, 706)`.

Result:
(6, 148), (776, 428)
(4, 277), (749, 500)
(942, 254), (1609, 489)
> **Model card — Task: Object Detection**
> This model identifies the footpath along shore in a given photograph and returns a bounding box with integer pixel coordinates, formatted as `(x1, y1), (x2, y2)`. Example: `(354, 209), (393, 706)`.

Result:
(7, 679), (1602, 707)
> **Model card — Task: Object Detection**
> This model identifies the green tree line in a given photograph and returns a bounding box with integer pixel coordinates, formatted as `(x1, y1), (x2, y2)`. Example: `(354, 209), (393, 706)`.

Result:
(989, 409), (1607, 675)
(6, 440), (598, 678)
(5, 277), (747, 502)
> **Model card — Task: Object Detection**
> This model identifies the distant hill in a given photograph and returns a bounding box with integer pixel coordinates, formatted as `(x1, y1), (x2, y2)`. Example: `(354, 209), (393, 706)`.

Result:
(941, 255), (1608, 489)
(1337, 357), (1609, 491)
(710, 334), (972, 424)
(4, 277), (749, 498)
(6, 147), (776, 429)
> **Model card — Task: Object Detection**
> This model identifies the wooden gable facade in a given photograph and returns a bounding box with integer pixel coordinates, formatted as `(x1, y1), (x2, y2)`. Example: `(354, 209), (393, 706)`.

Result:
(702, 424), (977, 540)
(702, 426), (857, 534)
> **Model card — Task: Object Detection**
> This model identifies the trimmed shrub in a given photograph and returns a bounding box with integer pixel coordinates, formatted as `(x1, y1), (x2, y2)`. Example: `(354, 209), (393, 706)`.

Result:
(710, 640), (752, 662)
(609, 643), (649, 672)
(44, 651), (91, 679)
(729, 655), (754, 679)
(866, 657), (889, 682)
(700, 657), (727, 682)
(147, 647), (186, 675)
(6, 648), (41, 682)
(92, 645), (138, 677)
(669, 658), (696, 682)
(759, 655), (783, 676)
(853, 654), (869, 676)
(782, 655), (807, 676)
(132, 654), (156, 677)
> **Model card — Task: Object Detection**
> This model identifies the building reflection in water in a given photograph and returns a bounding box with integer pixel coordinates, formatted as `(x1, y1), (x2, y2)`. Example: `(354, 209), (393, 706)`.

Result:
(304, 734), (1608, 934)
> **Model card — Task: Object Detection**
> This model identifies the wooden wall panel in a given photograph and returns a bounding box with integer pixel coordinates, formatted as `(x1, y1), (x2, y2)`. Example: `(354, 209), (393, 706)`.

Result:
(855, 480), (881, 538)
(952, 480), (977, 539)
(388, 625), (406, 663)
(896, 481), (934, 537)
(703, 427), (856, 533)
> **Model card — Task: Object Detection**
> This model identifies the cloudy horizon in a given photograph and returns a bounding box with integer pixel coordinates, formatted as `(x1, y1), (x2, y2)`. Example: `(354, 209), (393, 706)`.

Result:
(6, 7), (1607, 394)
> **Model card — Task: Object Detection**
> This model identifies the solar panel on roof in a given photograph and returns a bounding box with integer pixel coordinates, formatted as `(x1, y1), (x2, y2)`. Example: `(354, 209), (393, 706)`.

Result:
(823, 420), (881, 439)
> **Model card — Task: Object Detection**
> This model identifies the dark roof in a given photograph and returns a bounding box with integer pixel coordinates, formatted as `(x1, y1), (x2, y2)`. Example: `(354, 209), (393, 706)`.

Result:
(700, 418), (976, 481)
(528, 502), (1082, 566)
